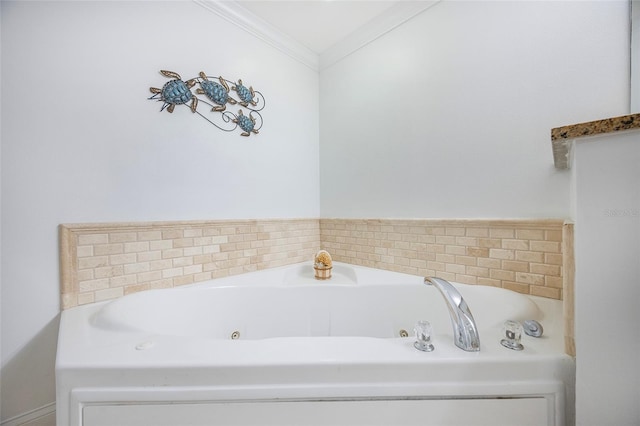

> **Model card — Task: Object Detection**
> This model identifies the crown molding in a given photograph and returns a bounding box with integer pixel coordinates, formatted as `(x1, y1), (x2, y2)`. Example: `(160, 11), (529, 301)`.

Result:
(194, 0), (441, 72)
(193, 0), (319, 71)
(319, 1), (440, 70)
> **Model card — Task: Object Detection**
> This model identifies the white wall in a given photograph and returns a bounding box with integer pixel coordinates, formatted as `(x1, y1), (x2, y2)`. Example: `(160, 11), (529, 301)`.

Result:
(0, 1), (319, 421)
(319, 1), (629, 219)
(573, 132), (640, 425)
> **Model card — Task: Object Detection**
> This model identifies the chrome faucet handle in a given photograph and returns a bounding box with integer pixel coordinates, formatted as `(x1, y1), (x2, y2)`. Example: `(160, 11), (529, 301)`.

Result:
(414, 320), (435, 352)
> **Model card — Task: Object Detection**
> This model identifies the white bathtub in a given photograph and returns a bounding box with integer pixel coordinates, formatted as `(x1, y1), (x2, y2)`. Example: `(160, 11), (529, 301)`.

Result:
(56, 262), (575, 426)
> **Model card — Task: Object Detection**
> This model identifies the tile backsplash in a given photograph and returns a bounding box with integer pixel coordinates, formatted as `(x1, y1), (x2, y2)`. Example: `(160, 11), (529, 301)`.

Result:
(320, 218), (568, 300)
(60, 219), (320, 309)
(60, 218), (570, 307)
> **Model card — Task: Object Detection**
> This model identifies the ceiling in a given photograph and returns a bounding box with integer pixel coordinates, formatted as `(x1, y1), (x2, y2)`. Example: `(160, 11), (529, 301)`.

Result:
(237, 1), (400, 54)
(196, 0), (438, 70)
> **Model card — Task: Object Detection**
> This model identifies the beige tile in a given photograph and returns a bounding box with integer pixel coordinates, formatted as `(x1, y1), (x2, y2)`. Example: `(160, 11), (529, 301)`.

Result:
(466, 247), (489, 258)
(124, 263), (150, 275)
(530, 240), (561, 253)
(502, 239), (529, 250)
(184, 229), (203, 238)
(503, 281), (530, 294)
(150, 259), (173, 271)
(162, 229), (183, 240)
(455, 236), (478, 247)
(445, 227), (465, 236)
(530, 285), (561, 300)
(478, 238), (501, 248)
(465, 227), (489, 237)
(137, 231), (162, 241)
(162, 248), (184, 259)
(489, 228), (514, 238)
(110, 253), (137, 265)
(531, 263), (561, 276)
(445, 245), (466, 255)
(150, 239), (173, 250)
(184, 264), (203, 275)
(109, 232), (138, 243)
(162, 267), (183, 279)
(173, 274), (195, 286)
(502, 260), (529, 272)
(77, 292), (94, 306)
(124, 283), (151, 295)
(466, 266), (489, 277)
(477, 257), (501, 269)
(515, 272), (545, 285)
(545, 276), (563, 289)
(95, 265), (124, 279)
(125, 241), (150, 253)
(137, 270), (163, 283)
(95, 287), (124, 302)
(77, 269), (94, 281)
(455, 255), (476, 266)
(544, 253), (563, 265)
(515, 250), (544, 263)
(110, 274), (137, 287)
(489, 248), (515, 260)
(515, 229), (544, 240)
(490, 269), (515, 281)
(79, 278), (110, 292)
(477, 277), (501, 287)
(544, 230), (563, 242)
(455, 274), (477, 284)
(138, 251), (162, 262)
(78, 256), (109, 270)
(173, 257), (194, 267)
(445, 263), (466, 274)
(94, 243), (124, 256)
(435, 235), (456, 245)
(78, 234), (109, 246)
(435, 253), (455, 264)
(76, 245), (94, 257)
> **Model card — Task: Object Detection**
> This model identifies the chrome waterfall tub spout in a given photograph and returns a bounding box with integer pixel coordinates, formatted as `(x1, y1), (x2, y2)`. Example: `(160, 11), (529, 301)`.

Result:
(424, 277), (480, 352)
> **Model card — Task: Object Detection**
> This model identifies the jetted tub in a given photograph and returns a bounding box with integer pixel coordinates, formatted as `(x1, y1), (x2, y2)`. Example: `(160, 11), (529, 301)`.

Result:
(56, 262), (575, 426)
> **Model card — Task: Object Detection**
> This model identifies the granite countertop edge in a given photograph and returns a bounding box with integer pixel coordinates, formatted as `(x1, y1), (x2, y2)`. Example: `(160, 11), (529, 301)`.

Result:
(550, 113), (640, 169)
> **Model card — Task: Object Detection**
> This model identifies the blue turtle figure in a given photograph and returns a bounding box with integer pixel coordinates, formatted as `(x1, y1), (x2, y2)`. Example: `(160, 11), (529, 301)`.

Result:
(233, 110), (259, 137)
(232, 79), (257, 107)
(149, 70), (198, 113)
(197, 72), (237, 112)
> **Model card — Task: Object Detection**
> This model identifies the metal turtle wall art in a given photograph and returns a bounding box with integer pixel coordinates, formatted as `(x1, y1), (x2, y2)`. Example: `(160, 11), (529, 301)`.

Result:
(197, 72), (237, 112)
(233, 110), (259, 137)
(232, 79), (257, 107)
(148, 70), (264, 137)
(149, 70), (198, 113)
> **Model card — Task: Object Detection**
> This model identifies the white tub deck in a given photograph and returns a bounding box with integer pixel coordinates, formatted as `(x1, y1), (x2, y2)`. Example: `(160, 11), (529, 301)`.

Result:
(56, 262), (574, 426)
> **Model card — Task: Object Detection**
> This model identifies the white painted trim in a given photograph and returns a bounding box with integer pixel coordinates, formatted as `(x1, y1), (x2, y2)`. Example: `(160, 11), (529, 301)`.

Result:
(319, 1), (441, 70)
(0, 402), (55, 426)
(193, 0), (319, 71)
(193, 0), (441, 72)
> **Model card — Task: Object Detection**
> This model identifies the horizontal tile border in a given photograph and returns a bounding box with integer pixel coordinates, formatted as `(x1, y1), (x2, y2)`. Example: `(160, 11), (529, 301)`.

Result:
(320, 218), (567, 300)
(60, 219), (320, 309)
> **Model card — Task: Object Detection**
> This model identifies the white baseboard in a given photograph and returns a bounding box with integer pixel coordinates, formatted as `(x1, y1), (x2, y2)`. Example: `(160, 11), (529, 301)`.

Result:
(1, 403), (56, 426)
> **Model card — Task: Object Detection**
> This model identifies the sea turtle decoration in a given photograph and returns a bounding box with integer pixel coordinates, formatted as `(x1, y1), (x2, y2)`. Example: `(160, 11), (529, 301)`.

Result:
(233, 110), (259, 137)
(232, 79), (257, 107)
(197, 72), (237, 112)
(149, 70), (198, 113)
(148, 70), (264, 137)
